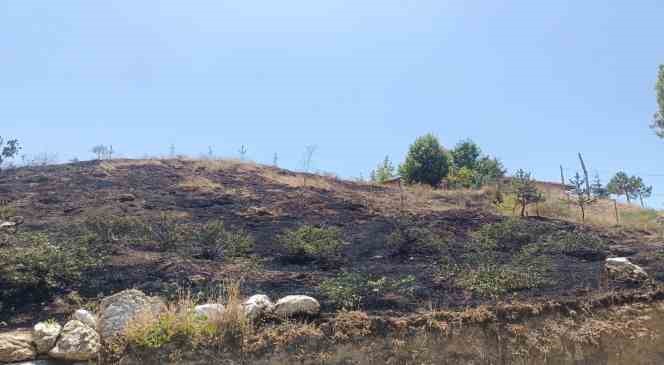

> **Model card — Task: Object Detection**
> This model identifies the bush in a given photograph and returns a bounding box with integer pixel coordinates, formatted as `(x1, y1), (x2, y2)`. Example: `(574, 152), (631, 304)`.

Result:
(456, 264), (549, 297)
(278, 225), (343, 262)
(399, 133), (451, 187)
(320, 272), (417, 309)
(387, 224), (448, 255)
(471, 218), (550, 251)
(84, 214), (146, 254)
(195, 221), (254, 260)
(147, 212), (187, 252)
(0, 232), (100, 303)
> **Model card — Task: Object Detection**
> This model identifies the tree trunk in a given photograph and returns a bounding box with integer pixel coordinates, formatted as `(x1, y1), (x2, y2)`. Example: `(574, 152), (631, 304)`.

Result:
(640, 194), (645, 208)
(580, 203), (585, 223)
(520, 199), (526, 217)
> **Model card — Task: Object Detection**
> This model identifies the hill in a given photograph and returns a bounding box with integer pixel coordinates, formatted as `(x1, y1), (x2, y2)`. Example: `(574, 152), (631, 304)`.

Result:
(2, 158), (664, 363)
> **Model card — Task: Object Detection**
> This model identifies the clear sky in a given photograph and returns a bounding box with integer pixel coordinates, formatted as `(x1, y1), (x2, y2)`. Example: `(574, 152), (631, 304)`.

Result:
(2, 1), (663, 206)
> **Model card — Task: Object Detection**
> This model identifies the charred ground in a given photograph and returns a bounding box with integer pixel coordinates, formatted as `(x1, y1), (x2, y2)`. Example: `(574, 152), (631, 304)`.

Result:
(1, 158), (662, 328)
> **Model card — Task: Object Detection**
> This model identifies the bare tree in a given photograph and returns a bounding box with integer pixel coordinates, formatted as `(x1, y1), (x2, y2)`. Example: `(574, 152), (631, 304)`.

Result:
(301, 145), (317, 187)
(238, 145), (248, 160)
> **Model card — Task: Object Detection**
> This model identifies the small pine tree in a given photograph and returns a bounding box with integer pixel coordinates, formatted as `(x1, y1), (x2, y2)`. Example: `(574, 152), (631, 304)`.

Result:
(399, 133), (451, 187)
(511, 169), (544, 217)
(370, 156), (396, 183)
(591, 174), (609, 198)
(568, 172), (595, 222)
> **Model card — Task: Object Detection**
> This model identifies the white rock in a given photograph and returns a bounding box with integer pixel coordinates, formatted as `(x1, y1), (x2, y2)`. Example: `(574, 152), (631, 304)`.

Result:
(33, 321), (62, 354)
(48, 320), (100, 361)
(243, 294), (273, 320)
(273, 295), (320, 317)
(73, 309), (97, 330)
(98, 289), (165, 340)
(194, 304), (225, 319)
(0, 331), (36, 363)
(606, 257), (648, 282)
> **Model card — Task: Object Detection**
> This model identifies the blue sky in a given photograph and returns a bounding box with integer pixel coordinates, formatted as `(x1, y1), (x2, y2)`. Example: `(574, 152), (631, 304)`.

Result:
(2, 1), (664, 206)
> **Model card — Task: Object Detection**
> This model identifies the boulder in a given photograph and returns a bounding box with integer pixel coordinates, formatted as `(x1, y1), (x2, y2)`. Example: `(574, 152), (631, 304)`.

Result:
(33, 321), (62, 354)
(606, 257), (648, 283)
(194, 304), (225, 320)
(72, 309), (97, 330)
(273, 295), (320, 317)
(0, 221), (16, 232)
(243, 294), (273, 320)
(48, 320), (100, 361)
(0, 331), (36, 363)
(98, 289), (165, 340)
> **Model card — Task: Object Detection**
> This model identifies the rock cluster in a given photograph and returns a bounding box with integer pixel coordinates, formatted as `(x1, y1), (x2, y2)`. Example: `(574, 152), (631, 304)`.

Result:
(0, 289), (320, 364)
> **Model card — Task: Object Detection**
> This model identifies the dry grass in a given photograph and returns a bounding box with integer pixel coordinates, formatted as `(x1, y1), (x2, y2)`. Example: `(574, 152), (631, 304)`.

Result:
(260, 169), (336, 190)
(124, 281), (251, 352)
(177, 176), (222, 193)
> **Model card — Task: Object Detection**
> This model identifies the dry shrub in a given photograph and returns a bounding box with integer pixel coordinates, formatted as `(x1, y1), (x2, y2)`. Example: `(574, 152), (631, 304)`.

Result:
(208, 281), (252, 352)
(332, 311), (371, 342)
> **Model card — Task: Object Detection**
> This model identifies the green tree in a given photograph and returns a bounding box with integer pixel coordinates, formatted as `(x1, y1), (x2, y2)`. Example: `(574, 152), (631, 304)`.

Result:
(607, 172), (636, 203)
(630, 176), (653, 208)
(511, 169), (544, 217)
(451, 139), (481, 170)
(652, 65), (664, 138)
(0, 137), (21, 172)
(370, 156), (396, 183)
(474, 156), (506, 185)
(568, 172), (595, 222)
(399, 133), (451, 187)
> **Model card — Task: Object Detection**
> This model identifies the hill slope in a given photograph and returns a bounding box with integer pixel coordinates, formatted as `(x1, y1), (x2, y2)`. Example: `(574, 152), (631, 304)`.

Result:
(1, 158), (662, 328)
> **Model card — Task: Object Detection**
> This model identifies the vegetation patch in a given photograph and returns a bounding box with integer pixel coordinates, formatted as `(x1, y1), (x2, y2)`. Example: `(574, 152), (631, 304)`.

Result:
(320, 272), (417, 309)
(278, 225), (343, 263)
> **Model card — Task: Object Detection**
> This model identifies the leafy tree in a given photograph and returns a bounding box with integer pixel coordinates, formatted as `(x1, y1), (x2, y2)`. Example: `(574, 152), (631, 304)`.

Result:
(630, 176), (653, 208)
(451, 139), (481, 170)
(568, 172), (595, 222)
(0, 137), (21, 171)
(511, 169), (544, 217)
(370, 156), (396, 183)
(474, 156), (506, 185)
(652, 64), (664, 138)
(399, 133), (451, 187)
(607, 172), (637, 203)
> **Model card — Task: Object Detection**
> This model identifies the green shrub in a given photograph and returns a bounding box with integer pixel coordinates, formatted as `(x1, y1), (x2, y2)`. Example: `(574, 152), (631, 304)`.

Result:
(278, 225), (343, 262)
(0, 232), (100, 302)
(195, 220), (254, 260)
(320, 272), (417, 309)
(471, 218), (550, 251)
(84, 214), (146, 253)
(456, 264), (549, 297)
(147, 212), (187, 252)
(387, 223), (448, 255)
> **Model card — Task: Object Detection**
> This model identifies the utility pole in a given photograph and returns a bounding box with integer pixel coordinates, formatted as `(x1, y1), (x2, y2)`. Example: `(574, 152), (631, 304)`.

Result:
(578, 153), (591, 199)
(560, 165), (565, 186)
